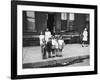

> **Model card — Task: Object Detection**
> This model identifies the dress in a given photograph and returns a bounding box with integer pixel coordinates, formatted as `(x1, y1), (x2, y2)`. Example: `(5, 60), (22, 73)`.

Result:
(58, 39), (64, 50)
(39, 35), (45, 45)
(83, 30), (88, 41)
(52, 39), (56, 48)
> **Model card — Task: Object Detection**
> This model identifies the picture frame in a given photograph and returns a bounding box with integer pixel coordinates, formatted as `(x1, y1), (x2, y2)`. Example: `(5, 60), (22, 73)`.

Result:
(11, 0), (97, 79)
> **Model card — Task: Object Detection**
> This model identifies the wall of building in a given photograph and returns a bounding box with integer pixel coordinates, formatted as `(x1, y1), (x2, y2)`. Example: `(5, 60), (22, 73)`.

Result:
(74, 14), (87, 33)
(23, 12), (90, 46)
(23, 12), (88, 34)
(55, 13), (61, 33)
(35, 12), (47, 34)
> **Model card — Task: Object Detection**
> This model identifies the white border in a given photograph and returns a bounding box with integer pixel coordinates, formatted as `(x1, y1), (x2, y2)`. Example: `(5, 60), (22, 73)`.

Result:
(17, 5), (94, 75)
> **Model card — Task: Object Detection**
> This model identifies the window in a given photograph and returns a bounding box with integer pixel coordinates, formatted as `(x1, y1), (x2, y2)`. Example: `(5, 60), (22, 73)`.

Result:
(26, 11), (36, 32)
(86, 14), (89, 21)
(61, 13), (67, 20)
(61, 13), (68, 30)
(69, 13), (74, 21)
(61, 13), (75, 31)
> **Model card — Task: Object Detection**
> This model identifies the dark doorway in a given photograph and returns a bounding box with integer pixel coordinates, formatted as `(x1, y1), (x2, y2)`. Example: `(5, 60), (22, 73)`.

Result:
(47, 13), (55, 35)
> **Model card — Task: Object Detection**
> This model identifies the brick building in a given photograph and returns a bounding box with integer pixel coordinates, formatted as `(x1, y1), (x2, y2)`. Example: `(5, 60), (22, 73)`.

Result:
(23, 11), (89, 46)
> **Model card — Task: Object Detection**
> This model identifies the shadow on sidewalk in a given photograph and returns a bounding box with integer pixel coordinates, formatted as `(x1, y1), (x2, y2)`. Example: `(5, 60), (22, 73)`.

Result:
(23, 55), (90, 69)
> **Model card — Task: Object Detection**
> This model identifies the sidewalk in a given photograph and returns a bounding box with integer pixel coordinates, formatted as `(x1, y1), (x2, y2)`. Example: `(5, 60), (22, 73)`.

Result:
(23, 44), (90, 64)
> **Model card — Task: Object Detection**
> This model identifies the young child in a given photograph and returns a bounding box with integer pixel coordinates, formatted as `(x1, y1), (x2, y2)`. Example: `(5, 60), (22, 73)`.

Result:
(82, 28), (88, 47)
(51, 36), (56, 57)
(45, 28), (52, 43)
(58, 36), (65, 57)
(55, 37), (59, 57)
(46, 38), (52, 58)
(39, 32), (45, 59)
(42, 40), (47, 59)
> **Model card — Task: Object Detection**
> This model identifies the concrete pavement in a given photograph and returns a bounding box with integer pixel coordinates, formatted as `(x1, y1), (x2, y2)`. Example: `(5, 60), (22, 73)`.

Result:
(22, 44), (90, 64)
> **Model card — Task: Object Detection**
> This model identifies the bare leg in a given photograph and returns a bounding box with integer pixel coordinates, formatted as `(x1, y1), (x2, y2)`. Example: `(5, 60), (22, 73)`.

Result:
(82, 41), (84, 47)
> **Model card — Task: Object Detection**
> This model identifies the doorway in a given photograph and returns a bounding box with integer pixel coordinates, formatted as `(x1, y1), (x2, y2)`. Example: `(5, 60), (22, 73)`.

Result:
(47, 13), (55, 35)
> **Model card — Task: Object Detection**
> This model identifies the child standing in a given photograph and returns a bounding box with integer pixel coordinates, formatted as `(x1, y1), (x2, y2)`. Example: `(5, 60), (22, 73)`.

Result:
(55, 37), (59, 57)
(42, 40), (47, 59)
(82, 28), (88, 47)
(58, 36), (65, 57)
(46, 38), (52, 58)
(51, 36), (56, 57)
(45, 28), (52, 43)
(39, 32), (45, 59)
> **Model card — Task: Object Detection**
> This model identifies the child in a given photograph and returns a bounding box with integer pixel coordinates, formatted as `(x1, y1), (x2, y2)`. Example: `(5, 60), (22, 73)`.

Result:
(51, 36), (56, 57)
(39, 32), (45, 59)
(58, 36), (65, 57)
(46, 38), (52, 58)
(45, 28), (52, 43)
(82, 28), (88, 47)
(42, 40), (47, 59)
(55, 37), (59, 57)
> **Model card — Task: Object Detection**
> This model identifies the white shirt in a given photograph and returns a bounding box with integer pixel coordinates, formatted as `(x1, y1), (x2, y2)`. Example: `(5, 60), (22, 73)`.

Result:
(52, 39), (59, 48)
(58, 39), (64, 49)
(52, 39), (56, 45)
(45, 31), (51, 42)
(55, 41), (59, 48)
(58, 40), (64, 45)
(39, 35), (45, 45)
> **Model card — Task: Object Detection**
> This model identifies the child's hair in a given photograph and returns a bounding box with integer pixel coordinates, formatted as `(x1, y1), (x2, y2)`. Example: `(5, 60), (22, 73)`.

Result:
(48, 37), (52, 41)
(84, 28), (87, 31)
(52, 36), (55, 39)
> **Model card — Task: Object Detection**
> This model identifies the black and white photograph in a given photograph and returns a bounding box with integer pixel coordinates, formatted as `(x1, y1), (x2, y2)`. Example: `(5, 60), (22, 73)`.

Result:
(22, 11), (90, 68)
(11, 1), (97, 79)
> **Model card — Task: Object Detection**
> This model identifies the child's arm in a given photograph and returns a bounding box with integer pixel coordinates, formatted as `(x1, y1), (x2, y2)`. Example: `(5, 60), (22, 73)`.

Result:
(62, 41), (65, 49)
